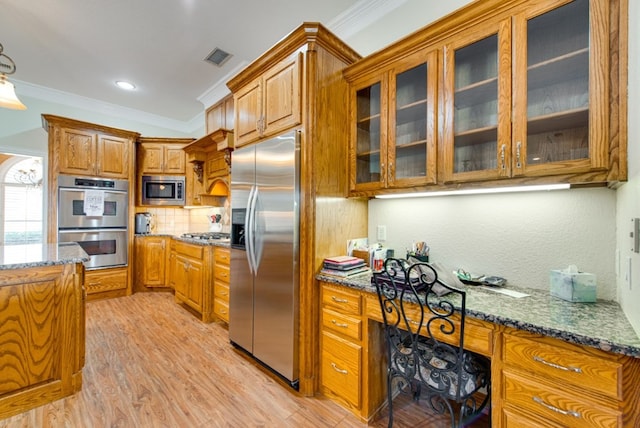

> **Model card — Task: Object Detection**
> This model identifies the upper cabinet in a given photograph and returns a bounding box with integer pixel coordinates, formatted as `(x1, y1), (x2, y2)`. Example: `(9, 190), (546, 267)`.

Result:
(344, 0), (626, 196)
(205, 94), (234, 134)
(233, 53), (302, 147)
(350, 49), (438, 192)
(44, 117), (137, 180)
(137, 138), (189, 175)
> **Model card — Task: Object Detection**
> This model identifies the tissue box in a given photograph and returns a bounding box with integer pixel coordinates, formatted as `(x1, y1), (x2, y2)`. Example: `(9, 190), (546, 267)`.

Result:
(549, 270), (597, 302)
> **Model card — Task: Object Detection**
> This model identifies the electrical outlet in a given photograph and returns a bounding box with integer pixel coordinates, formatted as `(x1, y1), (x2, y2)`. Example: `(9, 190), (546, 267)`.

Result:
(377, 225), (387, 241)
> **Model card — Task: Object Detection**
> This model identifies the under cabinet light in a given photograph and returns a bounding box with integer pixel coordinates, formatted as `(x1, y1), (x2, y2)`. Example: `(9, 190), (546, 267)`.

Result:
(374, 184), (570, 199)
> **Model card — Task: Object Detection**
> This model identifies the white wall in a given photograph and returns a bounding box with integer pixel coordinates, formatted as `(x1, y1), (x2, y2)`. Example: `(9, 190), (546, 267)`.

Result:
(368, 188), (617, 300)
(616, 0), (640, 333)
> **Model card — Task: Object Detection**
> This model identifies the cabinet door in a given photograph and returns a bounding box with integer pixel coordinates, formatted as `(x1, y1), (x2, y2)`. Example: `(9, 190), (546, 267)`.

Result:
(164, 146), (186, 174)
(58, 128), (96, 176)
(139, 144), (165, 174)
(350, 75), (387, 192)
(442, 19), (512, 183)
(186, 257), (204, 312)
(172, 253), (189, 300)
(512, 0), (608, 177)
(261, 53), (302, 139)
(234, 79), (262, 147)
(206, 102), (225, 134)
(97, 135), (129, 178)
(388, 49), (438, 188)
(140, 237), (168, 287)
(224, 96), (235, 130)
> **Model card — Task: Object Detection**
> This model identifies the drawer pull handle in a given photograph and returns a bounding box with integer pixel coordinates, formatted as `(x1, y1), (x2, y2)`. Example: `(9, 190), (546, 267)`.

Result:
(331, 296), (348, 303)
(533, 356), (583, 373)
(331, 362), (348, 375)
(331, 319), (348, 328)
(533, 396), (581, 418)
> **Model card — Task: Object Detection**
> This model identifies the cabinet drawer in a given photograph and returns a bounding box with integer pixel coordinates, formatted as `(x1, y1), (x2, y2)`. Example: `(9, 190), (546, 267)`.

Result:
(322, 285), (361, 316)
(214, 298), (229, 323)
(85, 268), (127, 293)
(502, 370), (621, 428)
(215, 263), (230, 283)
(215, 247), (230, 265)
(502, 407), (564, 428)
(321, 332), (361, 408)
(173, 241), (204, 260)
(503, 333), (623, 400)
(322, 308), (362, 342)
(215, 282), (229, 301)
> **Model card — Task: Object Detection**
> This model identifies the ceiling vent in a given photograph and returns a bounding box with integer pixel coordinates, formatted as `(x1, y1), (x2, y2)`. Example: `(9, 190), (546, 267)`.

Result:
(204, 48), (232, 67)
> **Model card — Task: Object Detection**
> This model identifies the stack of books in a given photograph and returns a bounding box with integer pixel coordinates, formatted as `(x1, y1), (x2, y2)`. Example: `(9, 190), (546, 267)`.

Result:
(320, 255), (370, 278)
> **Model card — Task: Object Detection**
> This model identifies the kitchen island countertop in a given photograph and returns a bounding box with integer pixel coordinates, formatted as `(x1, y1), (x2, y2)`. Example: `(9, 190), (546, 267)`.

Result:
(0, 242), (89, 270)
(317, 272), (640, 358)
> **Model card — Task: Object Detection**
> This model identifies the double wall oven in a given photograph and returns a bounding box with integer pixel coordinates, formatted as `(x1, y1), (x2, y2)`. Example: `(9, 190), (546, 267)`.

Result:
(57, 175), (128, 269)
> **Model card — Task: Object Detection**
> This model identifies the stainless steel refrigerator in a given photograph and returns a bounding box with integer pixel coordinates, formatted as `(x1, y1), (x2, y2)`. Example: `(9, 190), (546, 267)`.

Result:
(229, 130), (299, 388)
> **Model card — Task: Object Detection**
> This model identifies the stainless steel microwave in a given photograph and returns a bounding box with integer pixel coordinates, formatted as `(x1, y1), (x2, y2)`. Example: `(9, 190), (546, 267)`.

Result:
(141, 175), (185, 206)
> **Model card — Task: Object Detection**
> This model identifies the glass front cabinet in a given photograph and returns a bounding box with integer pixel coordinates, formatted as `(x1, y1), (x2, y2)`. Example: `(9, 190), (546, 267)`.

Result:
(443, 0), (609, 183)
(349, 49), (438, 192)
(346, 0), (621, 195)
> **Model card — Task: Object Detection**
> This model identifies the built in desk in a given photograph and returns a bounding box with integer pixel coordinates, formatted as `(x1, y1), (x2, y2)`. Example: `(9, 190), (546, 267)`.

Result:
(317, 273), (640, 427)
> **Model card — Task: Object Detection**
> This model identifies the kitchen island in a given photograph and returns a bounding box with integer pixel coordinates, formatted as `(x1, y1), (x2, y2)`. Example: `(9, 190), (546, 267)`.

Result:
(318, 273), (640, 426)
(0, 243), (88, 419)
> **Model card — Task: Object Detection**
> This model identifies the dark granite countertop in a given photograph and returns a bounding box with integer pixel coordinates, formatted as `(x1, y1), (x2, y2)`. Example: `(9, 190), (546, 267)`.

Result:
(317, 273), (640, 359)
(0, 242), (89, 270)
(135, 233), (230, 248)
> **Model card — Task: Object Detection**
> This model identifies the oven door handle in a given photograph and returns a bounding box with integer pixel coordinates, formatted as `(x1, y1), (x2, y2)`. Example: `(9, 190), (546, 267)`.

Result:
(58, 228), (128, 234)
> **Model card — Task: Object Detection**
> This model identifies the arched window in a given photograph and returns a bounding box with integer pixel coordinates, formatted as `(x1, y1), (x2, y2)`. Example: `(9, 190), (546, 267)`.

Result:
(1, 156), (44, 245)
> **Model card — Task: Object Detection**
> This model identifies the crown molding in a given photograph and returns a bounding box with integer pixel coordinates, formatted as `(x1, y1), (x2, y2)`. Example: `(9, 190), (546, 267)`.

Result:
(197, 61), (249, 109)
(13, 79), (202, 134)
(327, 0), (410, 40)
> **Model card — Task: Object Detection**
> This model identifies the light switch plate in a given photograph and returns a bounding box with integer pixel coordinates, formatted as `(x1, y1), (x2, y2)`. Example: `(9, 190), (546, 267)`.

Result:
(377, 225), (387, 241)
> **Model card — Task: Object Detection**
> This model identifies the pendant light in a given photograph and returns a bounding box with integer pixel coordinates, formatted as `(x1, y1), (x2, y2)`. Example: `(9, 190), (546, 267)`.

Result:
(0, 42), (27, 110)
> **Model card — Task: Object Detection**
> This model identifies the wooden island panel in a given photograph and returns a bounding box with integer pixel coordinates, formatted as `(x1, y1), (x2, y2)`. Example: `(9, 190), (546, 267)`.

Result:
(0, 262), (85, 420)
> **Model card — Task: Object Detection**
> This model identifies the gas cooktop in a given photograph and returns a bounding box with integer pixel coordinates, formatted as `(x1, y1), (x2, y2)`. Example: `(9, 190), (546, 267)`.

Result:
(181, 232), (230, 241)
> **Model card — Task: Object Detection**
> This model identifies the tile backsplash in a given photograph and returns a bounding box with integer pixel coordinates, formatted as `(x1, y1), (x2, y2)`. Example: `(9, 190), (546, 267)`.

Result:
(137, 201), (230, 235)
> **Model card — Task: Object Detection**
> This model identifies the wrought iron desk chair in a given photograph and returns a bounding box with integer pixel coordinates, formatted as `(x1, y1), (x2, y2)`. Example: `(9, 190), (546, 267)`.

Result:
(373, 258), (491, 427)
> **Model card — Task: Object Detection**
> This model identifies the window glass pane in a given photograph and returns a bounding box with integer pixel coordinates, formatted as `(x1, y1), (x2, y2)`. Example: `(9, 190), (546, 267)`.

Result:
(2, 156), (44, 245)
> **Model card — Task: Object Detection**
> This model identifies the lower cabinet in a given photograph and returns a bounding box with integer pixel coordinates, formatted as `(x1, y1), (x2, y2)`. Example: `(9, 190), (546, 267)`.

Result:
(84, 266), (128, 300)
(134, 235), (169, 290)
(499, 329), (640, 428)
(320, 283), (364, 412)
(213, 247), (230, 323)
(169, 239), (215, 323)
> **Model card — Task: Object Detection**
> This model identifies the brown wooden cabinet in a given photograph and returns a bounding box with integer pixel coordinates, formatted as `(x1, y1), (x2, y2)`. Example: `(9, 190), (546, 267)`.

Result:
(499, 329), (640, 427)
(137, 138), (190, 175)
(213, 247), (230, 323)
(43, 115), (139, 300)
(344, 0), (626, 195)
(205, 94), (234, 134)
(320, 283), (364, 412)
(0, 263), (85, 419)
(54, 127), (131, 179)
(169, 239), (215, 322)
(233, 53), (302, 147)
(227, 23), (367, 396)
(349, 48), (438, 192)
(134, 235), (169, 290)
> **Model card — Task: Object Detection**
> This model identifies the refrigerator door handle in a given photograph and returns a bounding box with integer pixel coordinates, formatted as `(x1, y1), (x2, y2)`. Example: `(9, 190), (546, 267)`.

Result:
(245, 185), (257, 274)
(251, 186), (262, 274)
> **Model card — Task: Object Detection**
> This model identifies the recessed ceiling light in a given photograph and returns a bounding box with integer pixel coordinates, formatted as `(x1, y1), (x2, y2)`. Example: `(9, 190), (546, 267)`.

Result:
(115, 81), (136, 90)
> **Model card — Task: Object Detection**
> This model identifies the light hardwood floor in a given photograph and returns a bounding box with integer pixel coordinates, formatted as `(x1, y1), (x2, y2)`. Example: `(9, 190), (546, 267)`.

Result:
(0, 292), (487, 427)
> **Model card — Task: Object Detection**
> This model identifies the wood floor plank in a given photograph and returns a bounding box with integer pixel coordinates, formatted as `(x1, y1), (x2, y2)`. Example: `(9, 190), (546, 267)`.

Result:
(0, 292), (488, 427)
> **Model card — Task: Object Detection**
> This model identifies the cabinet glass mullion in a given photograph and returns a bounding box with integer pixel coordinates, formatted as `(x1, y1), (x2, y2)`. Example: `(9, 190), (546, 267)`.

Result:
(453, 34), (499, 173)
(394, 63), (428, 180)
(525, 0), (590, 165)
(355, 83), (382, 184)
